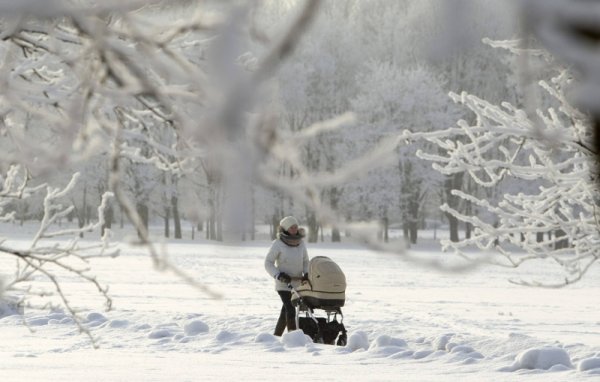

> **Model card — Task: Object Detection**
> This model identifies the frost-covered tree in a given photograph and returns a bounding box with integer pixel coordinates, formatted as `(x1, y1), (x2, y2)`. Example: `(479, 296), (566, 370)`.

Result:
(417, 63), (598, 285)
(351, 62), (459, 244)
(268, 1), (363, 241)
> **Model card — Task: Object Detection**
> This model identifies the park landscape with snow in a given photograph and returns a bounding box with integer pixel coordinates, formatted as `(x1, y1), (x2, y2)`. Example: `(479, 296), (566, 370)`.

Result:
(3, 1), (600, 381)
(1, 223), (599, 381)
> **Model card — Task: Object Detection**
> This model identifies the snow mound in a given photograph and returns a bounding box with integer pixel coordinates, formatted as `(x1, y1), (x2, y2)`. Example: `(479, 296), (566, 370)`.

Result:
(134, 323), (152, 331)
(503, 346), (573, 371)
(450, 345), (476, 354)
(388, 350), (414, 359)
(578, 357), (600, 372)
(86, 312), (107, 327)
(26, 316), (49, 326)
(254, 332), (278, 343)
(215, 330), (237, 343)
(345, 331), (369, 352)
(368, 335), (408, 356)
(108, 319), (129, 328)
(413, 350), (434, 359)
(433, 334), (453, 350)
(447, 344), (484, 362)
(183, 319), (209, 336)
(370, 335), (408, 349)
(148, 328), (175, 339)
(281, 329), (313, 347)
(86, 312), (107, 322)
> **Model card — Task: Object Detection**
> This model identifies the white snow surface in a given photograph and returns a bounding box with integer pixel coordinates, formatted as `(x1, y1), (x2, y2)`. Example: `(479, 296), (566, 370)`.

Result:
(1, 227), (599, 381)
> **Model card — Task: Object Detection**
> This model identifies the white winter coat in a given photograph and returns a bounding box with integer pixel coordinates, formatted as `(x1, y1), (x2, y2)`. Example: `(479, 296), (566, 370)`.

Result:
(264, 239), (309, 291)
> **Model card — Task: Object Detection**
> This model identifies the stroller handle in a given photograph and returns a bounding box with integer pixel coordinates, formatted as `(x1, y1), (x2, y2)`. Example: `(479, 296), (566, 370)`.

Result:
(286, 276), (309, 288)
(284, 276), (304, 286)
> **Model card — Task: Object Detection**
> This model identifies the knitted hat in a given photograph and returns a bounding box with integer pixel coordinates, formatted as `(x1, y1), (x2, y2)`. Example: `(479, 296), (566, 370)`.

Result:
(279, 216), (299, 231)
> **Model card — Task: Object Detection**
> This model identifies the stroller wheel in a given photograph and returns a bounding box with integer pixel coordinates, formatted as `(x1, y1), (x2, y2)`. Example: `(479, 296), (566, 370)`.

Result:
(336, 333), (347, 346)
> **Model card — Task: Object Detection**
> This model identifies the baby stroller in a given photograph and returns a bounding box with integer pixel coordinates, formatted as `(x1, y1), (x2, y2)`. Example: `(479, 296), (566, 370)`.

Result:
(290, 256), (347, 346)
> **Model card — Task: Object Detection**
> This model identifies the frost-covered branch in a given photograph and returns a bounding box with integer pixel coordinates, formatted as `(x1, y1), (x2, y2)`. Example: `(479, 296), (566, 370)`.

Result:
(414, 64), (600, 286)
(0, 169), (117, 347)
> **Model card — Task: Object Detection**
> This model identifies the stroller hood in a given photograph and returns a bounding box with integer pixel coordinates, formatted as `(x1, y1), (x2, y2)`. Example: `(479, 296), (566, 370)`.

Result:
(308, 256), (346, 293)
(292, 256), (346, 309)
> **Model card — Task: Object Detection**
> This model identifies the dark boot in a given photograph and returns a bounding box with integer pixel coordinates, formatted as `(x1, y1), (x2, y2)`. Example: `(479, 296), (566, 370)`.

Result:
(274, 309), (286, 336)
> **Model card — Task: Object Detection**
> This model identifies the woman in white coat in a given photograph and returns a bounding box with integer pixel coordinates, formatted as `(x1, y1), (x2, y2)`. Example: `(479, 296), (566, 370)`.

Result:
(264, 216), (309, 336)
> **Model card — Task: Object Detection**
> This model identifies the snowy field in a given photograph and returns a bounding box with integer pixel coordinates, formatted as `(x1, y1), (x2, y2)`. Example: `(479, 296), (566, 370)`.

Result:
(1, 224), (600, 381)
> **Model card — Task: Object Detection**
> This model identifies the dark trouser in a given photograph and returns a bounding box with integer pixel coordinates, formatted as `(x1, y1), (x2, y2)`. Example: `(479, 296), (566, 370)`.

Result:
(274, 291), (297, 336)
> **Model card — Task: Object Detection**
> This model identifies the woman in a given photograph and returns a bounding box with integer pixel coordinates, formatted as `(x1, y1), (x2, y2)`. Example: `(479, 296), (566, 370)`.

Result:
(264, 215), (309, 336)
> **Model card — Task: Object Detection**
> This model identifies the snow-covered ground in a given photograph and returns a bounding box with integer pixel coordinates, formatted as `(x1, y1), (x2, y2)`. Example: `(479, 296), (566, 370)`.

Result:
(1, 224), (599, 381)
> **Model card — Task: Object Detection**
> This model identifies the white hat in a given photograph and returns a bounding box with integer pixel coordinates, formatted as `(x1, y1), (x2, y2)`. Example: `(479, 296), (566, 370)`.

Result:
(279, 216), (299, 231)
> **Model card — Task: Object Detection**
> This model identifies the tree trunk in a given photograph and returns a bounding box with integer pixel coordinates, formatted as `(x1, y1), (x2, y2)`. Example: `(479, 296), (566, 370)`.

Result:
(102, 204), (113, 237)
(554, 229), (569, 249)
(271, 213), (279, 240)
(409, 222), (418, 244)
(20, 203), (27, 226)
(76, 185), (87, 238)
(402, 223), (409, 240)
(136, 202), (149, 239)
(408, 197), (419, 244)
(536, 231), (544, 243)
(85, 205), (92, 225)
(464, 200), (472, 239)
(306, 211), (319, 243)
(447, 213), (460, 242)
(208, 190), (216, 240)
(382, 216), (389, 243)
(172, 195), (182, 239)
(216, 214), (223, 241)
(208, 217), (215, 240)
(250, 187), (255, 240)
(330, 186), (341, 242)
(164, 205), (170, 238)
(445, 172), (464, 242)
(332, 227), (341, 242)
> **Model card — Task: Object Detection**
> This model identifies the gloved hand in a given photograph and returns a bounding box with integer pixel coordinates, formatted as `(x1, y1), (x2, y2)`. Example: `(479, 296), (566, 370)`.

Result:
(276, 272), (291, 283)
